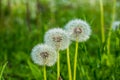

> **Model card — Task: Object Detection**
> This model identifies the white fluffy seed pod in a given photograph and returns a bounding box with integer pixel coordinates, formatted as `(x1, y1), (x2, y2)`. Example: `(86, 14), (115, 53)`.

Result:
(44, 28), (70, 50)
(112, 21), (120, 31)
(64, 19), (91, 42)
(31, 44), (57, 66)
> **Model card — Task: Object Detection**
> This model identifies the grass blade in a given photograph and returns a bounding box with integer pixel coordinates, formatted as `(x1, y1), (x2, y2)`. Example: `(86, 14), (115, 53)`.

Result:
(0, 61), (8, 80)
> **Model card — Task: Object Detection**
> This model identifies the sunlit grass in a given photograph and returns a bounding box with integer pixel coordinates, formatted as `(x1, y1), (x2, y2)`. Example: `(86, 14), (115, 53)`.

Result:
(107, 0), (116, 55)
(99, 0), (105, 43)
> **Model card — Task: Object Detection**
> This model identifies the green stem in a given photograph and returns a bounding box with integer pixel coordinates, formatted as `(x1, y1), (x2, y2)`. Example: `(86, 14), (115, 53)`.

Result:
(73, 39), (79, 80)
(67, 47), (72, 80)
(57, 50), (60, 79)
(43, 65), (46, 80)
(107, 0), (116, 55)
(99, 0), (105, 43)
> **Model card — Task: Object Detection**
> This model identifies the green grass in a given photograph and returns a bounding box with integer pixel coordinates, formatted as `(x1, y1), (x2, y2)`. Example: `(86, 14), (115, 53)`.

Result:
(0, 0), (120, 80)
(0, 62), (8, 80)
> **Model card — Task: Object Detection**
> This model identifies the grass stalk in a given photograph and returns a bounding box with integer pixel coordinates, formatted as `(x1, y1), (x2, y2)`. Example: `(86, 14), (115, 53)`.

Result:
(67, 47), (72, 80)
(107, 0), (116, 54)
(99, 0), (105, 43)
(43, 65), (46, 80)
(73, 39), (79, 80)
(0, 62), (8, 80)
(57, 50), (60, 79)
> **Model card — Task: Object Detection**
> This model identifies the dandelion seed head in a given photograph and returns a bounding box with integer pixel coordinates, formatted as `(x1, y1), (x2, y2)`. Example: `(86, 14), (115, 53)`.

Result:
(31, 44), (57, 66)
(65, 19), (91, 42)
(44, 28), (70, 50)
(112, 21), (120, 31)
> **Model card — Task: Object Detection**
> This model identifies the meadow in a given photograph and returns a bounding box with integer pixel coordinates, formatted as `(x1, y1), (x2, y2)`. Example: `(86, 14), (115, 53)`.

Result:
(0, 0), (120, 80)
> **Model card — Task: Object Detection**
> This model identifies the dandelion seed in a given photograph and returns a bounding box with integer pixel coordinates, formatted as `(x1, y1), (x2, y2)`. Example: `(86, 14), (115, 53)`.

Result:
(112, 21), (120, 31)
(65, 19), (91, 42)
(44, 28), (70, 50)
(31, 44), (57, 66)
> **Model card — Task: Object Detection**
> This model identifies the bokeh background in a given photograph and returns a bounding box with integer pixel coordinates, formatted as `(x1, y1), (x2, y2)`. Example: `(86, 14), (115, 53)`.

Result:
(0, 0), (120, 80)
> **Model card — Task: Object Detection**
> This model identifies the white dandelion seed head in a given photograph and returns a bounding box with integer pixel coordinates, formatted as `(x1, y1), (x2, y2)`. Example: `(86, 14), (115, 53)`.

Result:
(44, 28), (70, 50)
(31, 44), (57, 66)
(64, 19), (91, 42)
(112, 21), (120, 31)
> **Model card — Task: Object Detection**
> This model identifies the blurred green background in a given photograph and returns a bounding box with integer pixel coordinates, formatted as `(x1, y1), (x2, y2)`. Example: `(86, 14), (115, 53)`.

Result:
(0, 0), (120, 80)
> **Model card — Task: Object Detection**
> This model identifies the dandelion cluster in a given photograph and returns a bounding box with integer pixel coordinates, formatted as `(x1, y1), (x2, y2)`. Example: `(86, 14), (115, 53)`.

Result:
(31, 18), (91, 80)
(31, 19), (91, 65)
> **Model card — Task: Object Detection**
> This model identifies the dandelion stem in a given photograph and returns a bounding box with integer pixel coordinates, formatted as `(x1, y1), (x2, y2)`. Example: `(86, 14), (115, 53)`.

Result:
(107, 0), (116, 54)
(73, 39), (79, 80)
(99, 0), (105, 43)
(43, 65), (46, 80)
(67, 47), (72, 80)
(57, 50), (60, 79)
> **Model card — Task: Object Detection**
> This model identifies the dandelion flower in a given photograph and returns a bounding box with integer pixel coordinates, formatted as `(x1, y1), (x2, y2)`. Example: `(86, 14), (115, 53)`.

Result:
(64, 19), (91, 42)
(112, 21), (120, 31)
(31, 44), (57, 66)
(44, 28), (70, 50)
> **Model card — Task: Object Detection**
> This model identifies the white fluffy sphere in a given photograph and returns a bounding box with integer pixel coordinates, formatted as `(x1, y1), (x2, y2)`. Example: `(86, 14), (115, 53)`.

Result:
(31, 44), (57, 66)
(64, 19), (91, 42)
(44, 28), (70, 50)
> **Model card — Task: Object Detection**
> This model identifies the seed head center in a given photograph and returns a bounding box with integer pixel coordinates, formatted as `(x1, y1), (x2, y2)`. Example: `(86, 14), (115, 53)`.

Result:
(40, 52), (49, 59)
(74, 27), (82, 34)
(52, 36), (62, 42)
